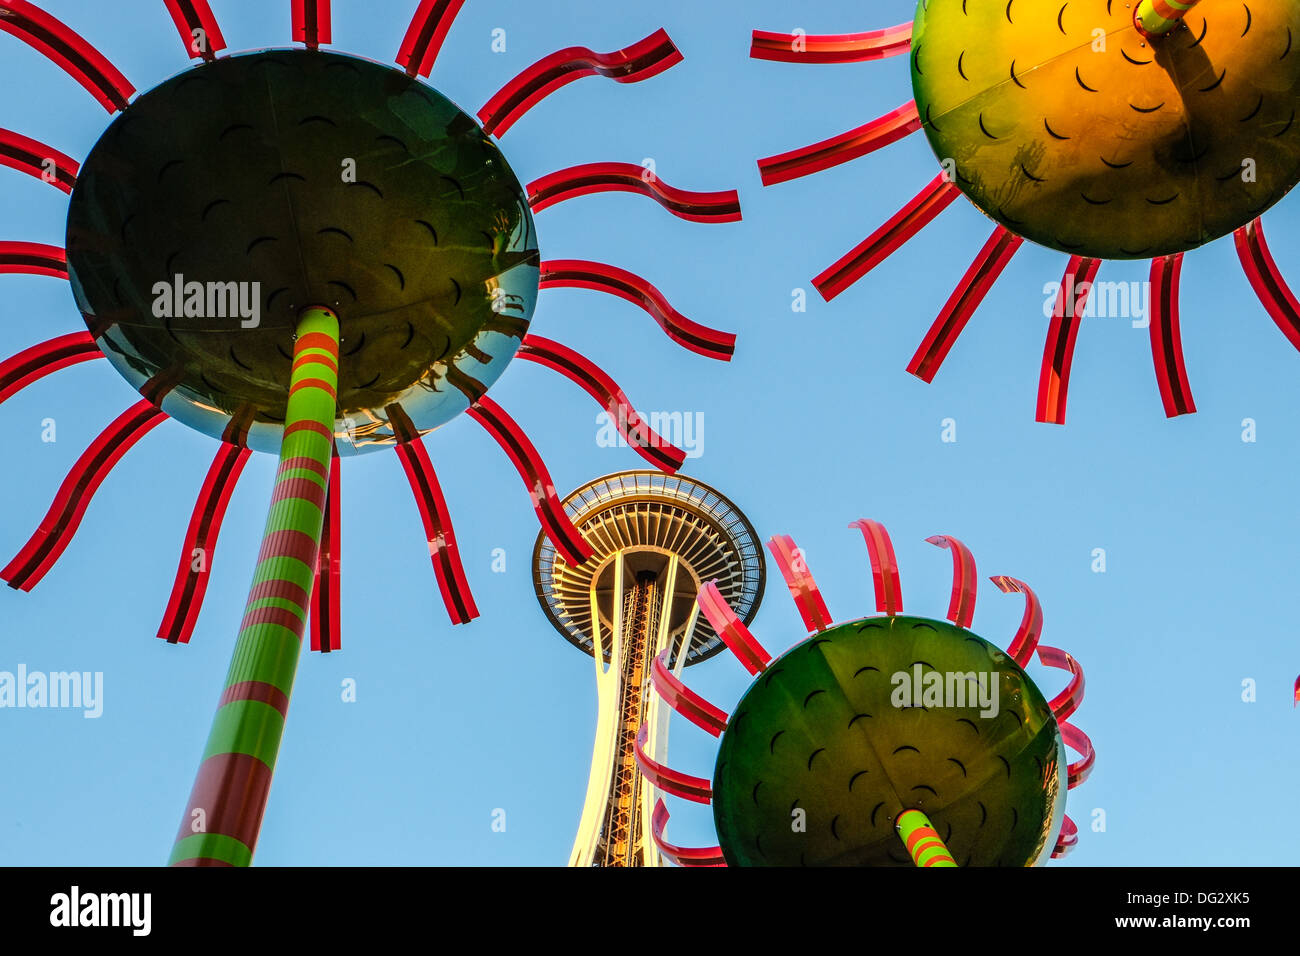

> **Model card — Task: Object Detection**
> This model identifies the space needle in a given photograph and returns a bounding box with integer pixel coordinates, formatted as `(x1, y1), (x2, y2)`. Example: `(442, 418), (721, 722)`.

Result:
(533, 471), (764, 866)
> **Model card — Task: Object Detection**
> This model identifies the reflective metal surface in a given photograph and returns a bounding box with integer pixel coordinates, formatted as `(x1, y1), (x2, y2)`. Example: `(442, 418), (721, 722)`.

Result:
(712, 616), (1067, 867)
(913, 0), (1300, 258)
(67, 49), (538, 455)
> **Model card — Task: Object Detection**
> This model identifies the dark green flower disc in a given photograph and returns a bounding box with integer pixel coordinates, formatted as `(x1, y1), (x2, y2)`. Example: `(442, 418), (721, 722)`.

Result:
(713, 615), (1067, 866)
(66, 49), (538, 454)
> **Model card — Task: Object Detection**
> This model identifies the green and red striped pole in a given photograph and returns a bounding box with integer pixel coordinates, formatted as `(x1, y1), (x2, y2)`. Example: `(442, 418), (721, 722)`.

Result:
(170, 307), (340, 867)
(1135, 0), (1203, 35)
(897, 809), (958, 868)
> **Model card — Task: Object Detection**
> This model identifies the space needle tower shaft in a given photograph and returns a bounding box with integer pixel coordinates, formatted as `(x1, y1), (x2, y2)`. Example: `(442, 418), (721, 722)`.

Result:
(534, 472), (764, 867)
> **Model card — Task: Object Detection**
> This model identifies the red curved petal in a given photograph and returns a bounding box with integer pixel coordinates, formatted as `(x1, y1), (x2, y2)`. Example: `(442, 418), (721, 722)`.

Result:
(1060, 721), (1095, 789)
(0, 0), (134, 112)
(651, 799), (726, 866)
(517, 334), (686, 473)
(1051, 814), (1078, 858)
(848, 519), (903, 615)
(397, 0), (467, 77)
(478, 29), (682, 136)
(925, 534), (976, 629)
(758, 101), (921, 186)
(1234, 218), (1300, 352)
(310, 447), (342, 651)
(908, 225), (1024, 382)
(651, 651), (728, 737)
(1148, 253), (1196, 417)
(814, 174), (960, 301)
(0, 128), (78, 192)
(750, 22), (912, 63)
(0, 332), (99, 406)
(0, 241), (66, 279)
(390, 403), (479, 625)
(539, 259), (735, 360)
(1037, 256), (1102, 425)
(139, 366), (184, 408)
(990, 575), (1042, 668)
(467, 395), (592, 567)
(767, 534), (832, 633)
(1037, 644), (1084, 723)
(527, 162), (741, 223)
(3, 400), (165, 591)
(698, 581), (770, 675)
(291, 0), (331, 50)
(635, 725), (711, 804)
(157, 442), (251, 644)
(1295, 674), (1300, 708)
(162, 0), (226, 61)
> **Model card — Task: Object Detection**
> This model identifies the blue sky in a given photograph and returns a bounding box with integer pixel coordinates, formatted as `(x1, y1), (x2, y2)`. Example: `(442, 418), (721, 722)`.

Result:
(1, 0), (1297, 866)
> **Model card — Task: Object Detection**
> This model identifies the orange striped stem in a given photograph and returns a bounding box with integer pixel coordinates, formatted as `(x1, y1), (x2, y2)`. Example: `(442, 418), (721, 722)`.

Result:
(170, 307), (340, 866)
(1136, 0), (1203, 35)
(897, 809), (958, 867)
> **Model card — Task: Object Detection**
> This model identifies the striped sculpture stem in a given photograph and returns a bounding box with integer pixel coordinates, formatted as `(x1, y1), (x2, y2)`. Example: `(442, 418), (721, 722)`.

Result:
(1135, 0), (1202, 34)
(170, 307), (340, 866)
(896, 809), (958, 868)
